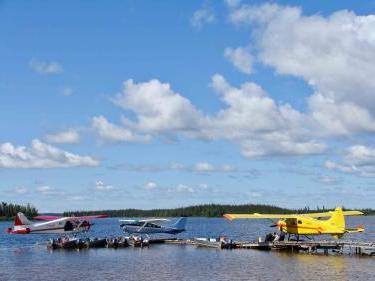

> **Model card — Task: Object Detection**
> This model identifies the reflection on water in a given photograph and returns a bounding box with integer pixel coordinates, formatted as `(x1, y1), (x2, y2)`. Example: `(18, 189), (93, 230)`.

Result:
(0, 217), (374, 281)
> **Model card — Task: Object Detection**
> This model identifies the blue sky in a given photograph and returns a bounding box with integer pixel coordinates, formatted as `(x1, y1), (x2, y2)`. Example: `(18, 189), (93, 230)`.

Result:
(1, 0), (375, 212)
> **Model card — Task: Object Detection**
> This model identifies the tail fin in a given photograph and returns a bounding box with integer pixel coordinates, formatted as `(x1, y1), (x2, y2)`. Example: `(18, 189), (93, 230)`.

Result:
(328, 207), (345, 230)
(14, 212), (32, 226)
(171, 217), (187, 230)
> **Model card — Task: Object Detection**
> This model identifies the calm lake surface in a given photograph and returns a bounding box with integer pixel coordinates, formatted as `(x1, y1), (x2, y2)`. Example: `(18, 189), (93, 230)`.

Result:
(0, 216), (374, 281)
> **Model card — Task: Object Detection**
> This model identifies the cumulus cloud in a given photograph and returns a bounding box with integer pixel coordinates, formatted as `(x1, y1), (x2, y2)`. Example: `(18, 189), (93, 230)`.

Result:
(0, 139), (99, 168)
(191, 3), (215, 28)
(89, 3), (375, 161)
(45, 129), (80, 144)
(326, 145), (375, 177)
(94, 75), (325, 158)
(112, 79), (205, 135)
(95, 180), (114, 191)
(92, 115), (151, 143)
(29, 59), (63, 74)
(224, 46), (254, 74)
(208, 74), (325, 157)
(228, 3), (375, 137)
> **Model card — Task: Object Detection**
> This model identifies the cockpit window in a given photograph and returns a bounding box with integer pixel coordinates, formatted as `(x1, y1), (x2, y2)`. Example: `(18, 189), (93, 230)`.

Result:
(285, 218), (297, 225)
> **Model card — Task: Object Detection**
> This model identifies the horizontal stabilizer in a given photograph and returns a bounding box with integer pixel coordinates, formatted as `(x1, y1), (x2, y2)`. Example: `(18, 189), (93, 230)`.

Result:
(346, 225), (365, 233)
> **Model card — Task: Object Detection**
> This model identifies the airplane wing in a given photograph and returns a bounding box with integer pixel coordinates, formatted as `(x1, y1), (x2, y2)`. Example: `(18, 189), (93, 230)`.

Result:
(223, 213), (299, 220)
(305, 210), (364, 218)
(33, 215), (61, 221)
(34, 214), (108, 221)
(223, 210), (364, 220)
(119, 218), (170, 223)
(65, 215), (108, 221)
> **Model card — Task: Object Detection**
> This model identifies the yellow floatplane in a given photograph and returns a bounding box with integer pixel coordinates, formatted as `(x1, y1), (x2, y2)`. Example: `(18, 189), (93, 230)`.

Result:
(224, 207), (364, 239)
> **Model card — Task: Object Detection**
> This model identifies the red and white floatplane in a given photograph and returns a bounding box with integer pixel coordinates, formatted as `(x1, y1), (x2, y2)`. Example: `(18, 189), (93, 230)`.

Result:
(7, 212), (108, 234)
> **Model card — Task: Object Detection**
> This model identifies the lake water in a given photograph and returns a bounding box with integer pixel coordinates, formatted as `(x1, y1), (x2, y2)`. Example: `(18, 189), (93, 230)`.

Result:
(0, 216), (374, 281)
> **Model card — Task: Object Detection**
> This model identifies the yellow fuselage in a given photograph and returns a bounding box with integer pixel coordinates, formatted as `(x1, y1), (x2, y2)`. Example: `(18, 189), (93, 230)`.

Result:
(277, 217), (345, 237)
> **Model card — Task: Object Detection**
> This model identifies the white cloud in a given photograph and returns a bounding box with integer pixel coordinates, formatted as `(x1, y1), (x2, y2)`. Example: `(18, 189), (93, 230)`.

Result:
(224, 46), (254, 74)
(97, 75), (325, 158)
(29, 59), (63, 74)
(144, 181), (158, 190)
(95, 180), (114, 191)
(191, 4), (215, 28)
(36, 186), (53, 193)
(326, 145), (375, 177)
(13, 187), (28, 194)
(193, 162), (215, 172)
(36, 186), (62, 196)
(174, 184), (195, 193)
(143, 182), (195, 194)
(112, 79), (205, 134)
(192, 162), (235, 173)
(45, 129), (80, 144)
(92, 115), (151, 143)
(228, 3), (375, 137)
(0, 139), (99, 168)
(208, 74), (325, 157)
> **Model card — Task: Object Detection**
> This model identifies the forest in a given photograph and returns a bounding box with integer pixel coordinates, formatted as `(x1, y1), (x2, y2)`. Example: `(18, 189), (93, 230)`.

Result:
(64, 203), (375, 217)
(0, 202), (38, 220)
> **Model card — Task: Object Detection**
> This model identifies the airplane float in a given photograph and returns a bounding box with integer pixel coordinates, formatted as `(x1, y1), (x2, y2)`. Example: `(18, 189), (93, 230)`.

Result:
(120, 217), (187, 235)
(224, 207), (364, 239)
(7, 212), (108, 234)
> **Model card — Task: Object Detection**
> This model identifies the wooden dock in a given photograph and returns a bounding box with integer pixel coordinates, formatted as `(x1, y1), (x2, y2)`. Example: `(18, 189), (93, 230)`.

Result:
(236, 240), (375, 256)
(46, 237), (375, 256)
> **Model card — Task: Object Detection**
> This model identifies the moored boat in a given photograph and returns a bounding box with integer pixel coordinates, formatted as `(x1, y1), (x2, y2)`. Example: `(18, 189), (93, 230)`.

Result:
(194, 237), (236, 249)
(128, 236), (149, 247)
(85, 238), (107, 248)
(107, 237), (129, 248)
(47, 237), (80, 250)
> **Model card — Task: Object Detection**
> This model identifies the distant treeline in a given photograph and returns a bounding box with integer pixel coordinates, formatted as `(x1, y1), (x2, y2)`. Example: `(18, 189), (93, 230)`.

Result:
(0, 202), (38, 220)
(64, 203), (372, 218)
